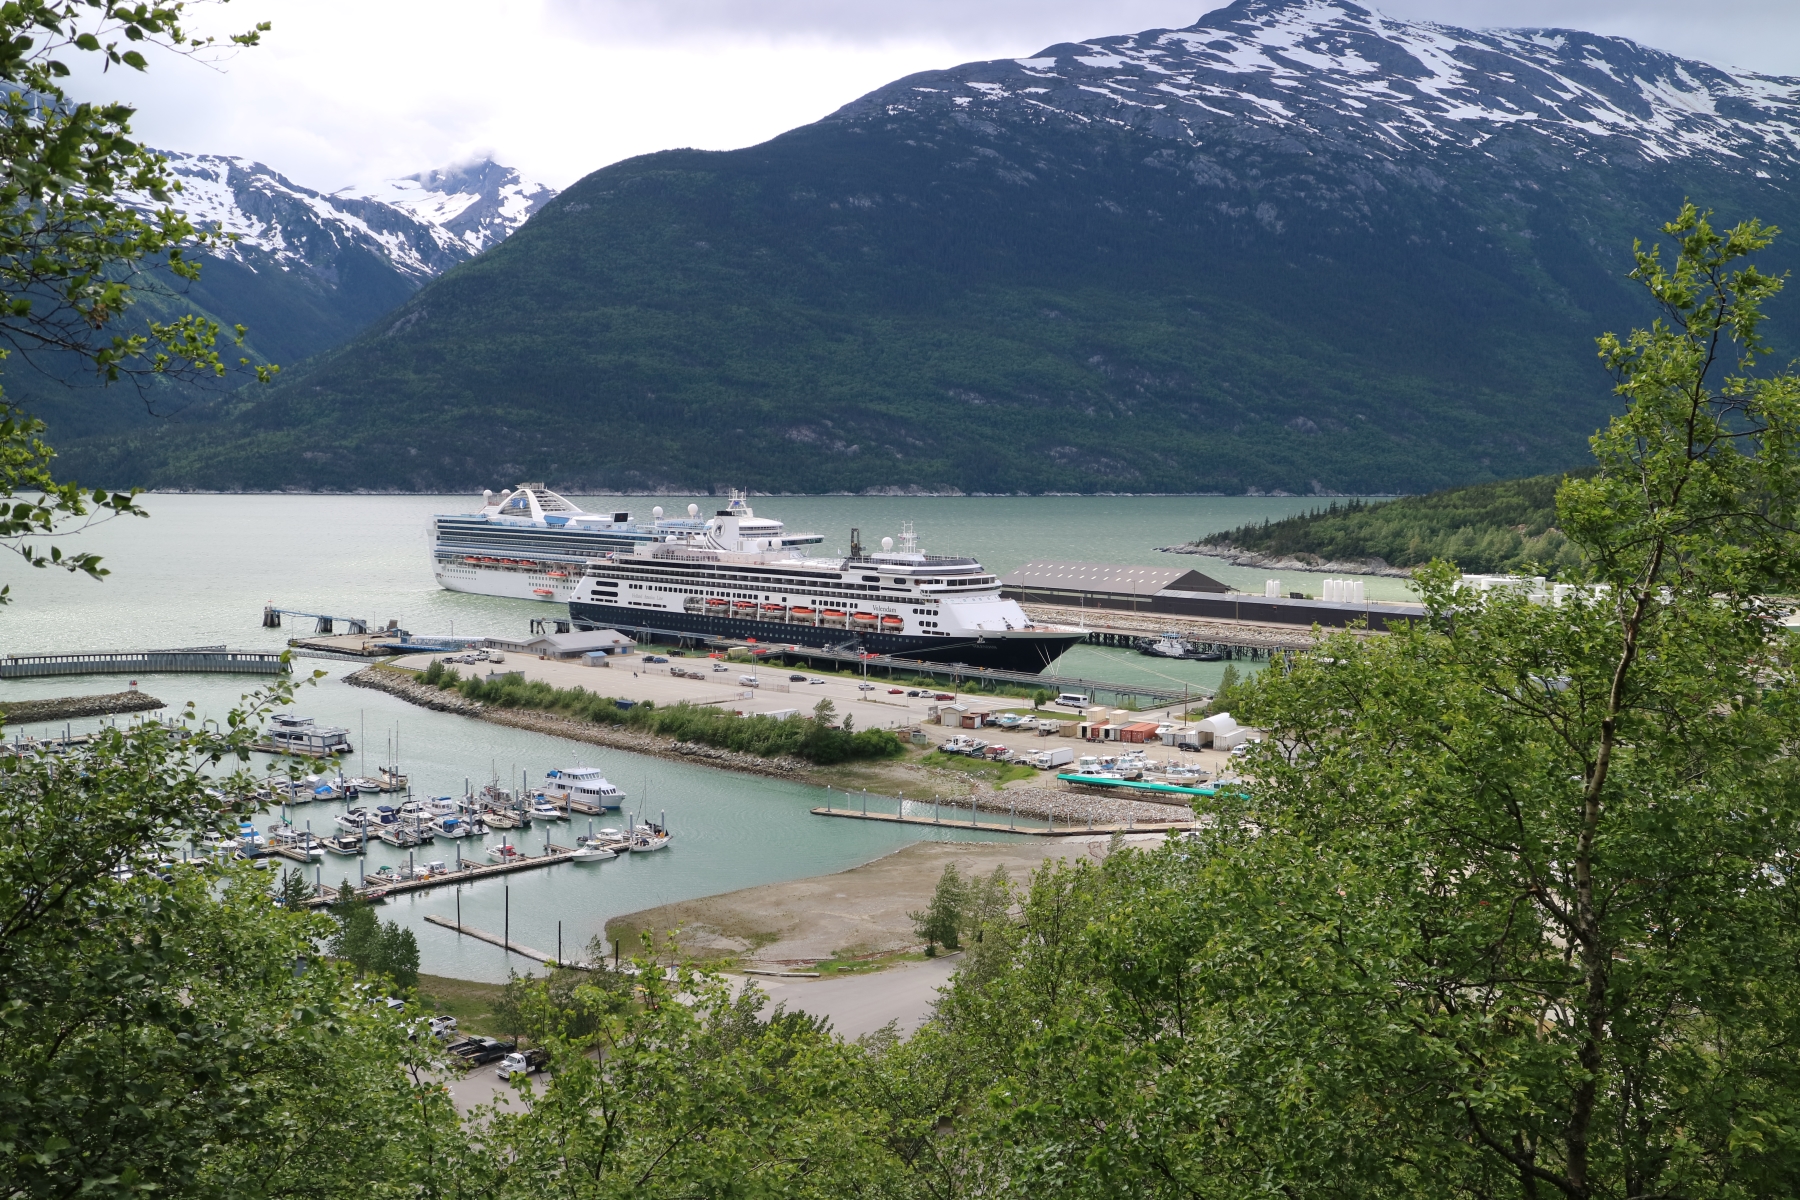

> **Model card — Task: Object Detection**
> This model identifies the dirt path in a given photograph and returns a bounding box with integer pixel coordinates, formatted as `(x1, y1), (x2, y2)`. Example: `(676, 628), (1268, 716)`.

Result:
(607, 834), (1167, 966)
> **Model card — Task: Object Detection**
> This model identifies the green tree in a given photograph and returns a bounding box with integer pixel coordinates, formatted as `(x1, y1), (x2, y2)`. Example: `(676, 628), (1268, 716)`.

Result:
(910, 863), (966, 954)
(0, 689), (454, 1200)
(918, 206), (1800, 1198)
(273, 864), (314, 908)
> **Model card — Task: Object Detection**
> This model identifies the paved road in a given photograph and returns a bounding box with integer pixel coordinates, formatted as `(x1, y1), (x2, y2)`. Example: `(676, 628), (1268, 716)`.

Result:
(737, 954), (962, 1040)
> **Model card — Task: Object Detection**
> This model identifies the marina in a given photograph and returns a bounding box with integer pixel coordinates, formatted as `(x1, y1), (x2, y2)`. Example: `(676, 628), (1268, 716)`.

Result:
(0, 492), (1382, 981)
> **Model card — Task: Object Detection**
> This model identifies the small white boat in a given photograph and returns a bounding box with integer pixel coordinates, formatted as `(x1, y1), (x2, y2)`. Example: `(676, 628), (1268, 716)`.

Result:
(626, 822), (671, 853)
(377, 823), (428, 848)
(333, 809), (371, 834)
(486, 842), (526, 864)
(570, 835), (617, 862)
(430, 814), (477, 839)
(529, 800), (564, 821)
(199, 831), (239, 855)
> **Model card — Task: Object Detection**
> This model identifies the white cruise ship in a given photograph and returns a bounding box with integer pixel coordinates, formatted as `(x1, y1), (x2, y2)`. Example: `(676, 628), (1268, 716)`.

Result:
(431, 484), (822, 603)
(569, 494), (1086, 673)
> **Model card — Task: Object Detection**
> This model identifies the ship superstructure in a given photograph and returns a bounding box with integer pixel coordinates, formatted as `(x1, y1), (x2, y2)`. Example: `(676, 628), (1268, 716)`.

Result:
(568, 493), (1085, 673)
(431, 484), (823, 602)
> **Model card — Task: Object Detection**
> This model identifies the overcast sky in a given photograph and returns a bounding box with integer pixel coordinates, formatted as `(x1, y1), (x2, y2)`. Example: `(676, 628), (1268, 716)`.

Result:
(69, 1), (1800, 195)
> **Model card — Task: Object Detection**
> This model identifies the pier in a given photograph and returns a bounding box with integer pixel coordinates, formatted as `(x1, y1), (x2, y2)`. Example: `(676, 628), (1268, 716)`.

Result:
(305, 842), (583, 906)
(0, 647), (288, 679)
(423, 914), (585, 968)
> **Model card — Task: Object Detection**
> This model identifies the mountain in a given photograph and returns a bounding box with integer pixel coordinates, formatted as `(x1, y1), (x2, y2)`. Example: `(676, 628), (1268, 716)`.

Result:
(1181, 470), (1587, 576)
(8, 154), (555, 443)
(60, 0), (1800, 493)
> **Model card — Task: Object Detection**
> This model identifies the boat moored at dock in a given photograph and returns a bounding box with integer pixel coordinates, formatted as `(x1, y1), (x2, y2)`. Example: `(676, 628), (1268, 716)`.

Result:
(568, 494), (1085, 673)
(539, 767), (624, 813)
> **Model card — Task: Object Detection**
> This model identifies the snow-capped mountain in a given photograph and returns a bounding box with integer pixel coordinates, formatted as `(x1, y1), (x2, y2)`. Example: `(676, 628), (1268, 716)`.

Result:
(835, 0), (1800, 175)
(341, 160), (557, 255)
(158, 152), (556, 282)
(73, 1), (1800, 495)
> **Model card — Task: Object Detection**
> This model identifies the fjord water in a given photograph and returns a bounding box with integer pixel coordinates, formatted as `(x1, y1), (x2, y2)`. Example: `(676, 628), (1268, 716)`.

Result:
(0, 494), (1411, 980)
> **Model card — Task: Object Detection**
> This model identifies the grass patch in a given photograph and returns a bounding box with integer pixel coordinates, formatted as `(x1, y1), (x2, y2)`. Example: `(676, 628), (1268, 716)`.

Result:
(809, 948), (932, 976)
(921, 751), (1040, 786)
(415, 973), (509, 1037)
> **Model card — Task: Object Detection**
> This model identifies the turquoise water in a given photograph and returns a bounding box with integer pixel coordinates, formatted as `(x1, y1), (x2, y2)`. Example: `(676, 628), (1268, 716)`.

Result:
(0, 494), (1410, 980)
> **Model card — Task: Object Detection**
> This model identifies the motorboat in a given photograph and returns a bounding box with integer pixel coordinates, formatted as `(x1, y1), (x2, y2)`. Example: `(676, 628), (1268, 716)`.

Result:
(529, 799), (564, 821)
(486, 842), (527, 864)
(570, 833), (618, 861)
(482, 806), (525, 829)
(377, 822), (428, 848)
(319, 834), (365, 856)
(430, 814), (478, 839)
(540, 767), (624, 813)
(199, 831), (239, 855)
(333, 809), (371, 834)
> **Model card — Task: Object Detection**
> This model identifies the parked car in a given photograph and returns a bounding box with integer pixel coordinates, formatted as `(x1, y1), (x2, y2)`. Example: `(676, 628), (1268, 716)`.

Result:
(451, 1037), (518, 1066)
(888, 687), (905, 694)
(428, 1015), (458, 1039)
(934, 692), (956, 701)
(789, 674), (807, 682)
(808, 678), (828, 685)
(644, 655), (668, 663)
(857, 683), (875, 691)
(906, 689), (922, 697)
(496, 1048), (551, 1081)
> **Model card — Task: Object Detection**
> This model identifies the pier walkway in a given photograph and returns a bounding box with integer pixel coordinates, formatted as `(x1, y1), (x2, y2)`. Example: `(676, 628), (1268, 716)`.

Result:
(0, 647), (287, 679)
(423, 914), (586, 968)
(306, 842), (583, 906)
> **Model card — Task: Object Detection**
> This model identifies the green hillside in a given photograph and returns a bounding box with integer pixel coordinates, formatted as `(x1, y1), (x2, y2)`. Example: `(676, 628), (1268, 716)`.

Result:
(1197, 471), (1589, 575)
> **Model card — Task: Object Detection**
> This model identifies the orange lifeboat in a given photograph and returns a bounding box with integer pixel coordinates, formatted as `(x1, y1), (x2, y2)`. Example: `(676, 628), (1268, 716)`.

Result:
(546, 571), (568, 579)
(532, 588), (554, 596)
(463, 556), (479, 564)
(820, 608), (848, 626)
(850, 612), (878, 628)
(705, 597), (727, 608)
(732, 600), (756, 612)
(788, 606), (816, 624)
(880, 615), (904, 630)
(760, 603), (785, 619)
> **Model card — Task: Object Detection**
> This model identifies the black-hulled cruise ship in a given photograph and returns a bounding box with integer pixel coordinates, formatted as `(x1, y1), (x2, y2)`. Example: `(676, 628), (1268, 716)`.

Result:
(432, 484), (822, 603)
(569, 494), (1086, 673)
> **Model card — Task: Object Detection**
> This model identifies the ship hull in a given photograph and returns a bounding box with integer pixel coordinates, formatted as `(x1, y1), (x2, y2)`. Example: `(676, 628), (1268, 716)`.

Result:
(434, 559), (581, 603)
(569, 601), (1083, 673)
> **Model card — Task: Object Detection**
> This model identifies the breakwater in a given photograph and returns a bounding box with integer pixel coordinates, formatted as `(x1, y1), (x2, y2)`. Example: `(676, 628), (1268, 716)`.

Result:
(345, 665), (810, 778)
(0, 691), (165, 723)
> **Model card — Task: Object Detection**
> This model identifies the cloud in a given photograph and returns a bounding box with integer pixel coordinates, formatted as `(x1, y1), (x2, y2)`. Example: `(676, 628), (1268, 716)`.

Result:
(50, 0), (1800, 205)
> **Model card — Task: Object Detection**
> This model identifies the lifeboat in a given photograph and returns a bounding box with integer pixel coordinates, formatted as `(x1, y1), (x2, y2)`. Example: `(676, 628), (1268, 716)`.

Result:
(500, 558), (517, 564)
(684, 597), (705, 612)
(850, 612), (878, 628)
(532, 588), (555, 596)
(546, 571), (568, 579)
(760, 603), (785, 619)
(463, 556), (479, 564)
(705, 598), (727, 608)
(880, 615), (904, 630)
(732, 601), (756, 613)
(788, 606), (816, 624)
(820, 608), (848, 627)
(479, 556), (497, 562)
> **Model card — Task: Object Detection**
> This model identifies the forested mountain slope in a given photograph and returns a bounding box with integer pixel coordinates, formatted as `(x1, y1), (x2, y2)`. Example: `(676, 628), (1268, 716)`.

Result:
(61, 0), (1800, 493)
(1186, 470), (1586, 574)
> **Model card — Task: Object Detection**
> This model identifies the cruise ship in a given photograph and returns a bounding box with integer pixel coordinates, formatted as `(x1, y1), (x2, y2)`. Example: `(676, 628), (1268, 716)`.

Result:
(568, 494), (1087, 673)
(431, 484), (823, 602)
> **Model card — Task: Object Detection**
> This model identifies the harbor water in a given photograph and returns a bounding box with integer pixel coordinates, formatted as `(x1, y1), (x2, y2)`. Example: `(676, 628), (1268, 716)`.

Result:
(0, 494), (1413, 980)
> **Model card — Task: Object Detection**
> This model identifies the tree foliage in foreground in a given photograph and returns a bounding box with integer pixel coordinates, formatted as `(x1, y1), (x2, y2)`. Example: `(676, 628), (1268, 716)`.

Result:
(0, 0), (273, 602)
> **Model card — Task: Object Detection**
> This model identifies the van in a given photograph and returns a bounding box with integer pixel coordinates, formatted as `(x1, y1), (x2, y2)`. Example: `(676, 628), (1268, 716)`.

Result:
(1054, 692), (1090, 708)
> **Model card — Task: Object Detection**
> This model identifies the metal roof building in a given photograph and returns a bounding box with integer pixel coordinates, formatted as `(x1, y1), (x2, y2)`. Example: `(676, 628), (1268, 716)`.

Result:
(1000, 561), (1230, 606)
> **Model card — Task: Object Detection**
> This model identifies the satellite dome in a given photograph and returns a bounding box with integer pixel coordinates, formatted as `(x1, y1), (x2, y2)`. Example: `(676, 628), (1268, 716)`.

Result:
(687, 503), (699, 517)
(881, 536), (894, 551)
(652, 505), (664, 518)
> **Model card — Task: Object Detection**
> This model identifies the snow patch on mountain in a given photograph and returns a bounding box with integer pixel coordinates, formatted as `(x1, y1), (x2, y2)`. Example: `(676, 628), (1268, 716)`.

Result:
(845, 0), (1800, 171)
(154, 152), (556, 281)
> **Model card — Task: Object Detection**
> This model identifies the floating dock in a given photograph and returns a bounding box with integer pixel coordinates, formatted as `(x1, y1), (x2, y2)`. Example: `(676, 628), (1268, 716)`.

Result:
(0, 647), (287, 679)
(305, 842), (584, 906)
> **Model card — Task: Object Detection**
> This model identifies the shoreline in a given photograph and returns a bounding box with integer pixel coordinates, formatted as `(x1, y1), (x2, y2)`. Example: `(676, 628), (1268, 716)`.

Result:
(346, 665), (1194, 826)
